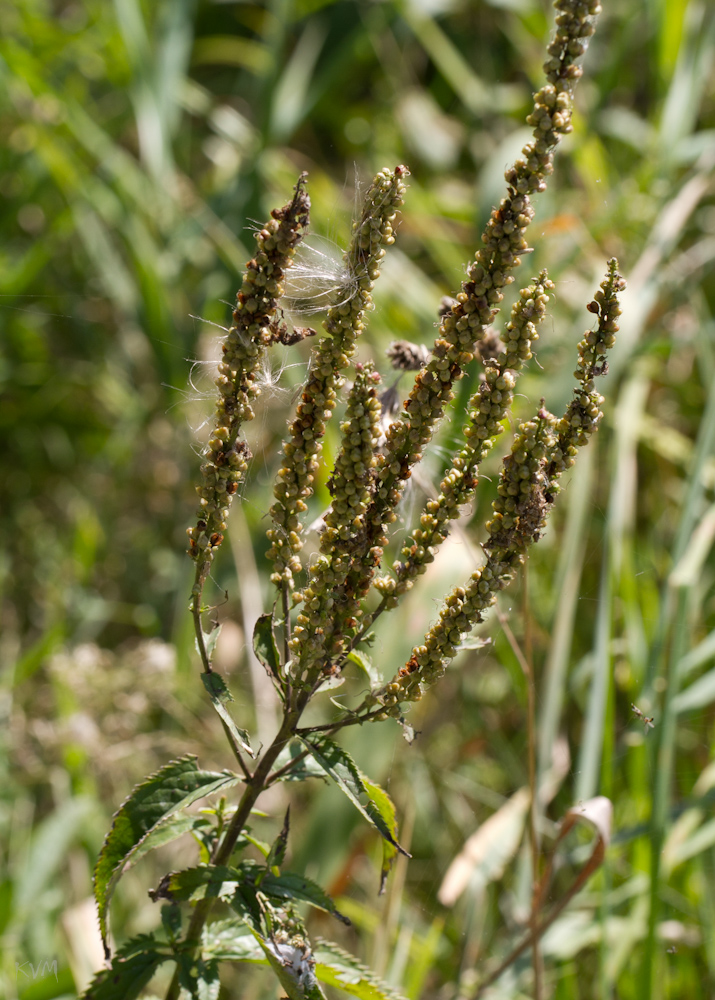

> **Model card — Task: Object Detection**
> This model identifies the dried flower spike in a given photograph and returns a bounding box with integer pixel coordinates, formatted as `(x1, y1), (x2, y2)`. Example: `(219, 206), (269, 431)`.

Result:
(187, 175), (310, 594)
(289, 363), (383, 688)
(372, 271), (555, 615)
(340, 0), (602, 619)
(267, 166), (409, 590)
(365, 258), (624, 718)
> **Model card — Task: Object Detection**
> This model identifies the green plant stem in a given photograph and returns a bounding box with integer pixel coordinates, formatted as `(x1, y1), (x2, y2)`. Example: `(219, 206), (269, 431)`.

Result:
(294, 708), (384, 735)
(190, 571), (212, 675)
(164, 712), (299, 1000)
(191, 574), (252, 781)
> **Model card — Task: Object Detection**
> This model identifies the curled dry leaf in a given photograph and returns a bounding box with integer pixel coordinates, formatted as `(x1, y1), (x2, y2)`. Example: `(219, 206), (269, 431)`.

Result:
(535, 795), (613, 911)
(474, 796), (613, 998)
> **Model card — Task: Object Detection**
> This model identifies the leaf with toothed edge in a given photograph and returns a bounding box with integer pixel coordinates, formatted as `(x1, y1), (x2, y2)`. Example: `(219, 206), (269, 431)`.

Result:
(299, 738), (410, 863)
(201, 921), (265, 962)
(80, 933), (171, 1000)
(130, 812), (214, 869)
(272, 739), (329, 782)
(201, 671), (254, 757)
(314, 938), (410, 1000)
(153, 863), (349, 926)
(177, 953), (221, 1000)
(257, 871), (351, 925)
(199, 924), (408, 1000)
(93, 756), (240, 954)
(264, 808), (290, 873)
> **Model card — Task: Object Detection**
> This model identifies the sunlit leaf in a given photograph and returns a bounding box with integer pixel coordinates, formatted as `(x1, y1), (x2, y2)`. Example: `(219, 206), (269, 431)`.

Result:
(314, 939), (409, 1000)
(177, 954), (221, 1000)
(300, 738), (410, 860)
(94, 758), (239, 952)
(272, 740), (328, 783)
(361, 778), (399, 894)
(258, 871), (350, 925)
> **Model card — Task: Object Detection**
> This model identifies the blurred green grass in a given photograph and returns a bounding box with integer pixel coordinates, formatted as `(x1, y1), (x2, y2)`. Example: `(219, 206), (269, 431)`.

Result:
(1, 0), (714, 997)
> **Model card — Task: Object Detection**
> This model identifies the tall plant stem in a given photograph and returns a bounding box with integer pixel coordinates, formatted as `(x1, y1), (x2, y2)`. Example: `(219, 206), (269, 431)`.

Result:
(190, 572), (252, 781)
(164, 712), (299, 1000)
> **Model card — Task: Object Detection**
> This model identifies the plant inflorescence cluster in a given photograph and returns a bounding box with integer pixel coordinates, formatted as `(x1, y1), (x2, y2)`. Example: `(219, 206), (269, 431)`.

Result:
(85, 3), (626, 998)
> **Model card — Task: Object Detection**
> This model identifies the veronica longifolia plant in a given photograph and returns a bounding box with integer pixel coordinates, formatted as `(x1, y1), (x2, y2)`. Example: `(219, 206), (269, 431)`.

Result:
(86, 3), (625, 998)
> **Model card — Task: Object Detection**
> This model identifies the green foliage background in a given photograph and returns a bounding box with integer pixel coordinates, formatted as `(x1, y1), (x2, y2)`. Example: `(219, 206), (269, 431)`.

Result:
(1, 0), (714, 997)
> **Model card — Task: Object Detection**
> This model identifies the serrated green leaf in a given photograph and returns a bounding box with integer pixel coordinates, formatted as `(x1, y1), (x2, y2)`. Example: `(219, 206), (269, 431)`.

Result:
(161, 903), (182, 942)
(361, 778), (399, 894)
(154, 864), (239, 900)
(81, 935), (171, 1000)
(178, 955), (221, 1000)
(157, 863), (349, 928)
(313, 939), (409, 1000)
(272, 740), (328, 782)
(257, 871), (350, 925)
(235, 859), (349, 925)
(346, 650), (380, 685)
(132, 814), (214, 869)
(300, 736), (364, 799)
(201, 671), (254, 757)
(94, 757), (240, 953)
(300, 739), (410, 859)
(253, 612), (281, 678)
(154, 865), (262, 930)
(204, 925), (391, 1000)
(192, 907), (326, 1000)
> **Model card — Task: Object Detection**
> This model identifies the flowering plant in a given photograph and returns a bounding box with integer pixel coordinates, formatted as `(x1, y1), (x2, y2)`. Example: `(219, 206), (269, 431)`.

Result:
(85, 3), (625, 997)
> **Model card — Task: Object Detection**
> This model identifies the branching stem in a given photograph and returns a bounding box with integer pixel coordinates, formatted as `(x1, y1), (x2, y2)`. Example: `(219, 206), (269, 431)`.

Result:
(164, 712), (299, 1000)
